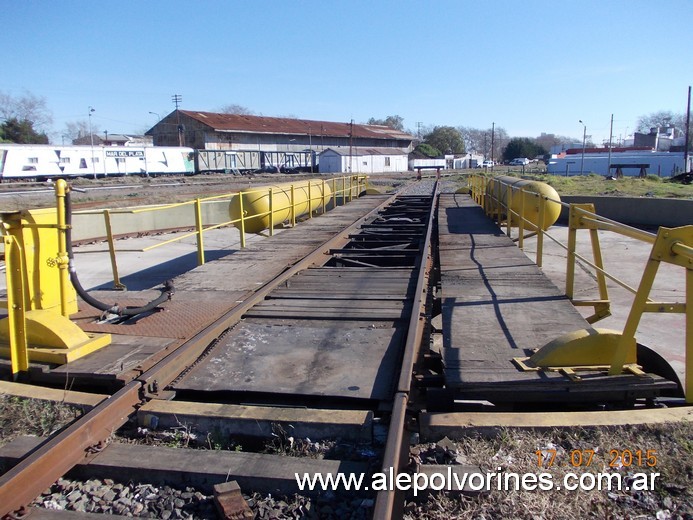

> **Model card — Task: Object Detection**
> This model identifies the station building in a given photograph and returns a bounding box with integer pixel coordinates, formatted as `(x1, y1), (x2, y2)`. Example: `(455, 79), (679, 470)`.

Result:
(146, 110), (415, 173)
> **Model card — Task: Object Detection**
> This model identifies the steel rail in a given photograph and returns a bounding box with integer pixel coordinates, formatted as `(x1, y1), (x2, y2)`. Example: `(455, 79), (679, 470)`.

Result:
(374, 182), (439, 519)
(0, 190), (403, 518)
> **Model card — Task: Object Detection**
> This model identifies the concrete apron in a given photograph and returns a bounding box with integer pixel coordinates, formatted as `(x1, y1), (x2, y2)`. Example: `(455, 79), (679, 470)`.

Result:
(559, 196), (693, 228)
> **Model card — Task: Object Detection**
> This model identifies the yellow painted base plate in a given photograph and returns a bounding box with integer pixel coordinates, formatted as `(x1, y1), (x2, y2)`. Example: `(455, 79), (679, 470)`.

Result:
(0, 309), (112, 365)
(0, 332), (111, 365)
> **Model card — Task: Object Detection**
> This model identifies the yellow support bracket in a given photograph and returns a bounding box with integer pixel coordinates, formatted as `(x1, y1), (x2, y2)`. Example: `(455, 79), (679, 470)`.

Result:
(566, 203), (611, 323)
(607, 226), (692, 403)
(0, 310), (111, 365)
(514, 328), (637, 373)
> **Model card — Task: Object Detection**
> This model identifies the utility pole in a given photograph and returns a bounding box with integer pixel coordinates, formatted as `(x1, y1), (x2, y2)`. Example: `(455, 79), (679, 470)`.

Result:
(685, 86), (691, 173)
(349, 119), (354, 173)
(579, 120), (587, 175)
(172, 94), (183, 146)
(607, 114), (614, 175)
(491, 122), (495, 165)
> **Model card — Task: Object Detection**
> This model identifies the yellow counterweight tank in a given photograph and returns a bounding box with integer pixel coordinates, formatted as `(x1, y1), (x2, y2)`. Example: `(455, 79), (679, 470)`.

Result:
(230, 179), (333, 234)
(486, 175), (562, 230)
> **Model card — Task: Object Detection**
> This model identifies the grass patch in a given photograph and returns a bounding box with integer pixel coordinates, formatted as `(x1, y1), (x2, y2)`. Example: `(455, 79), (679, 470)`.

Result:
(0, 395), (82, 447)
(535, 174), (693, 199)
(408, 422), (693, 519)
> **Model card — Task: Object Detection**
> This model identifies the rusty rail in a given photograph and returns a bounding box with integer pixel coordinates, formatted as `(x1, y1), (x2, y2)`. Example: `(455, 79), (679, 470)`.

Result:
(0, 190), (401, 518)
(374, 182), (438, 519)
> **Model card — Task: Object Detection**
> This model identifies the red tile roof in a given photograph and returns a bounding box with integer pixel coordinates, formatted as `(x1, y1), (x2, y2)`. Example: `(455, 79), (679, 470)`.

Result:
(179, 111), (413, 141)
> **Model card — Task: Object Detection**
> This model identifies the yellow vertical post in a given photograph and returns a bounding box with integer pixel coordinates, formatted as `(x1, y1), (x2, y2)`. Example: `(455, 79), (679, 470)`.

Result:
(238, 191), (246, 249)
(589, 226), (610, 321)
(566, 204), (578, 300)
(342, 176), (346, 205)
(506, 184), (513, 237)
(54, 180), (71, 318)
(194, 198), (205, 265)
(268, 188), (274, 236)
(307, 181), (313, 219)
(291, 184), (296, 227)
(495, 179), (502, 227)
(518, 186), (525, 250)
(4, 235), (29, 378)
(349, 175), (353, 202)
(103, 210), (125, 290)
(321, 180), (326, 214)
(609, 258), (660, 375)
(536, 194), (545, 268)
(686, 266), (692, 403)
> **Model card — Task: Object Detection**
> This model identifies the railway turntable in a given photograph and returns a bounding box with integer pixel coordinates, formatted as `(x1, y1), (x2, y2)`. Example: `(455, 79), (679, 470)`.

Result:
(433, 193), (678, 408)
(171, 194), (434, 407)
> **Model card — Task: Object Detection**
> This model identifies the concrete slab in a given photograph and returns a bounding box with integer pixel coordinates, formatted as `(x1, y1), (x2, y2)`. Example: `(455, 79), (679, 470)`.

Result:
(419, 406), (693, 441)
(138, 399), (373, 442)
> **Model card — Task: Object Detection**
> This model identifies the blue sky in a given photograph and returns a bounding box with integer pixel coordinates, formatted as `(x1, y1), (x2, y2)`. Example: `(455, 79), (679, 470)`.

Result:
(2, 0), (691, 145)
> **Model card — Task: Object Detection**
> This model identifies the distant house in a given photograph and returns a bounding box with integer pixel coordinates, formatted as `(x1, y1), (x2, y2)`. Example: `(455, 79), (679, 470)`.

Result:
(318, 147), (408, 174)
(73, 133), (153, 147)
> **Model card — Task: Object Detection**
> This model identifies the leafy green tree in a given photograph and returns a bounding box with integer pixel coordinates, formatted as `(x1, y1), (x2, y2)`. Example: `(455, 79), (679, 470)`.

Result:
(414, 143), (441, 157)
(367, 115), (405, 132)
(502, 137), (546, 162)
(0, 117), (49, 144)
(423, 126), (465, 154)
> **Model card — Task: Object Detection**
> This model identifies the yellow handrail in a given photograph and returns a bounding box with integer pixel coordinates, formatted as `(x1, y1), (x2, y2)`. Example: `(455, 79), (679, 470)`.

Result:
(468, 173), (691, 401)
(71, 175), (366, 285)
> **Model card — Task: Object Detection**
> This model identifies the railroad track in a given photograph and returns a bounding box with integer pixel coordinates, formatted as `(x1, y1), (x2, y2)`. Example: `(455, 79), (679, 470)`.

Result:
(0, 181), (439, 519)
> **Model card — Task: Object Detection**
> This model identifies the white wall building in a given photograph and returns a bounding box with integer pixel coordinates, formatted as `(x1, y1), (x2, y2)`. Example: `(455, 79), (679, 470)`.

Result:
(547, 149), (689, 177)
(318, 148), (408, 174)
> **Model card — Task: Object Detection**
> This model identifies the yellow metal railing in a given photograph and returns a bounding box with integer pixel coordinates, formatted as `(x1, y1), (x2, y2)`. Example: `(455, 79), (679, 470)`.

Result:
(469, 173), (692, 402)
(74, 175), (366, 289)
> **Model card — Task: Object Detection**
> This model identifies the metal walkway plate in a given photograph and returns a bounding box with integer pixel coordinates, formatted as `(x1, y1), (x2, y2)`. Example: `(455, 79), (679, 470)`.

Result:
(173, 318), (406, 400)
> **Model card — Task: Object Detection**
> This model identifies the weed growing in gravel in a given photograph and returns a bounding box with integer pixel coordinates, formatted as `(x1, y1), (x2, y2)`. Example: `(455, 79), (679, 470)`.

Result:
(0, 395), (82, 447)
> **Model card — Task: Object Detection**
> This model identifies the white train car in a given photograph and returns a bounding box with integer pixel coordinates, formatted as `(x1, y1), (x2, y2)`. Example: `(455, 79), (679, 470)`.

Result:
(0, 144), (195, 181)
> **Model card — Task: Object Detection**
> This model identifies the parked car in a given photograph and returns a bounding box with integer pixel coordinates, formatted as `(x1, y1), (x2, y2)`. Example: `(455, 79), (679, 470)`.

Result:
(509, 158), (530, 166)
(482, 160), (494, 168)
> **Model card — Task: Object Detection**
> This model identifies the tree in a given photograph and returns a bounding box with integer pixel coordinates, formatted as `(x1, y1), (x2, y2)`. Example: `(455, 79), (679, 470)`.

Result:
(218, 104), (255, 115)
(423, 126), (465, 154)
(0, 91), (53, 132)
(414, 143), (442, 157)
(502, 137), (547, 163)
(62, 120), (97, 143)
(458, 125), (508, 159)
(0, 117), (49, 144)
(636, 110), (685, 136)
(367, 115), (405, 132)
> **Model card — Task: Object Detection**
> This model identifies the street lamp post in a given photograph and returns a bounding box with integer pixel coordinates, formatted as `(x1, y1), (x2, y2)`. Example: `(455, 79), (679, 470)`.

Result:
(88, 107), (96, 178)
(579, 119), (587, 176)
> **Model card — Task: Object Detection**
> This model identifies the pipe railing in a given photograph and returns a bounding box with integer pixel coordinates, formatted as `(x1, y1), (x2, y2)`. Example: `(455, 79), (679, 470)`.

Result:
(74, 175), (366, 289)
(468, 174), (691, 401)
